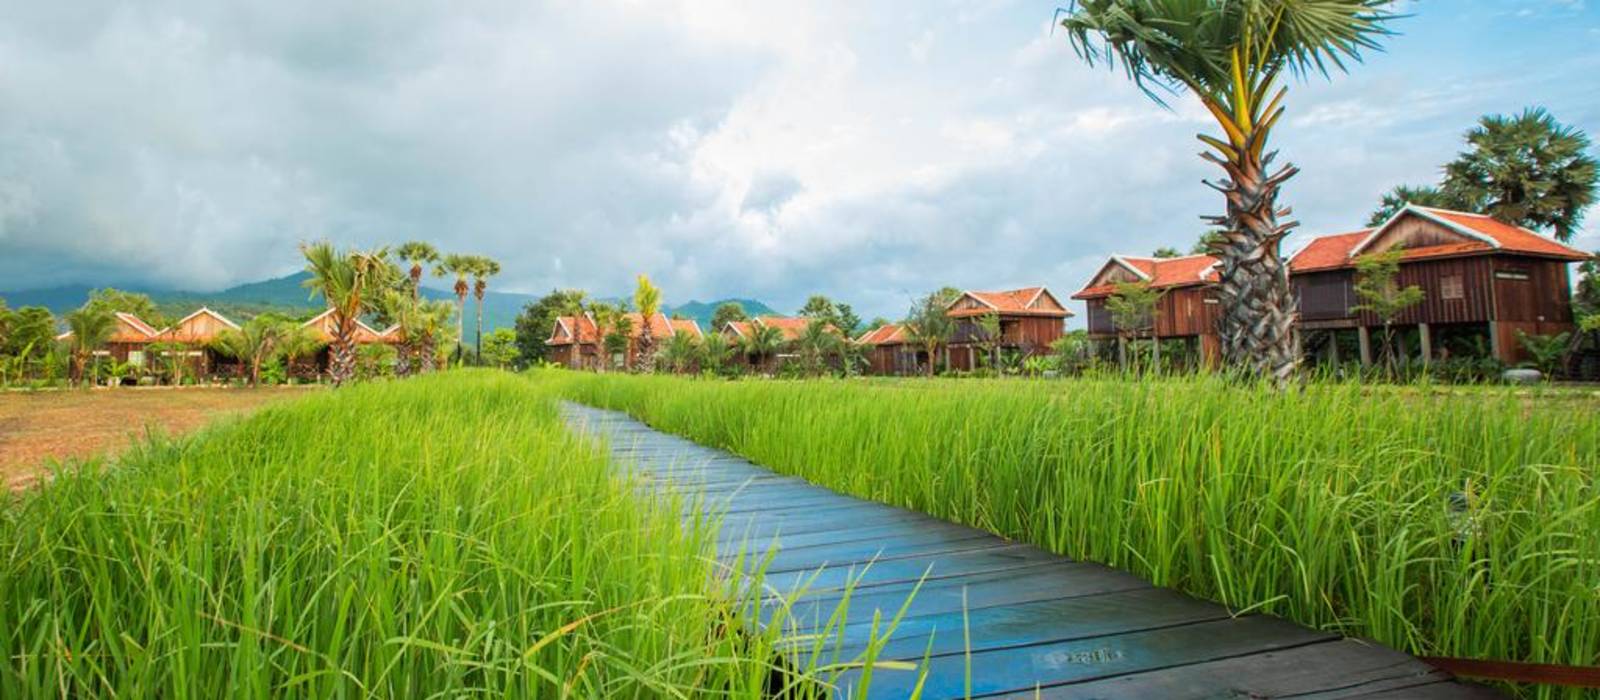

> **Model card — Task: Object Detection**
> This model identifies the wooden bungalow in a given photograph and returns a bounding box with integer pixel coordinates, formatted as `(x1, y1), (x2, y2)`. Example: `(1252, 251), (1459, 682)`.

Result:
(1289, 204), (1591, 367)
(54, 312), (161, 366)
(1073, 258), (1222, 367)
(721, 316), (841, 371)
(854, 323), (920, 375)
(294, 308), (394, 377)
(943, 287), (1072, 371)
(151, 307), (243, 379)
(548, 312), (702, 370)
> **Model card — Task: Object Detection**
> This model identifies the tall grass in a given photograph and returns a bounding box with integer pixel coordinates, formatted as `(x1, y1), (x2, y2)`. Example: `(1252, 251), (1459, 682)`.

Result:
(0, 371), (856, 697)
(556, 372), (1600, 699)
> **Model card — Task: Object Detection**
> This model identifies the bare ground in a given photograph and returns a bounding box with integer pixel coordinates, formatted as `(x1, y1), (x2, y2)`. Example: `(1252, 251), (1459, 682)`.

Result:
(1, 387), (313, 490)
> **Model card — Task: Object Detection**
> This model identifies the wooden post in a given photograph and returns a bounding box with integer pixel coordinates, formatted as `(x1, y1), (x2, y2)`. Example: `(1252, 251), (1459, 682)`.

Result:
(1117, 337), (1127, 371)
(1488, 321), (1504, 362)
(1329, 331), (1340, 367)
(1419, 323), (1432, 367)
(1358, 327), (1372, 366)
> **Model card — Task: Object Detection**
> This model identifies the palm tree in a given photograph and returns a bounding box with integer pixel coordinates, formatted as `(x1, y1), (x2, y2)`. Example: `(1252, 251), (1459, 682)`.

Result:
(633, 274), (663, 371)
(700, 332), (731, 376)
(395, 241), (440, 300)
(434, 253), (475, 364)
(1441, 108), (1598, 242)
(301, 241), (396, 387)
(1060, 1), (1396, 385)
(741, 322), (785, 375)
(213, 318), (288, 386)
(661, 330), (700, 374)
(468, 256), (501, 364)
(795, 318), (840, 377)
(62, 306), (117, 387)
(277, 323), (322, 382)
(903, 291), (955, 378)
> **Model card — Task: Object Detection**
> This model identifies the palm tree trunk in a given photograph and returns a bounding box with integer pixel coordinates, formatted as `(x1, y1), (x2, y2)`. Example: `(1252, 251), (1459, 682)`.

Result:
(1207, 148), (1300, 386)
(474, 294), (485, 366)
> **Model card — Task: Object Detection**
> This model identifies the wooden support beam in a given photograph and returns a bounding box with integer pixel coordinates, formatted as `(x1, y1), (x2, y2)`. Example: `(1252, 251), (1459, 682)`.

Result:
(1358, 327), (1372, 366)
(1419, 323), (1433, 367)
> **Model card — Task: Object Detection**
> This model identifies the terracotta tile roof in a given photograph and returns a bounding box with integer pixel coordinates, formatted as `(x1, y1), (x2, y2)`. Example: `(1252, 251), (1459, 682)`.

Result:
(1289, 206), (1591, 273)
(948, 287), (1072, 318)
(116, 312), (160, 339)
(1417, 207), (1590, 260)
(1287, 230), (1371, 273)
(722, 320), (753, 338)
(300, 308), (385, 344)
(550, 312), (698, 345)
(1074, 255), (1219, 299)
(755, 316), (811, 341)
(855, 323), (906, 346)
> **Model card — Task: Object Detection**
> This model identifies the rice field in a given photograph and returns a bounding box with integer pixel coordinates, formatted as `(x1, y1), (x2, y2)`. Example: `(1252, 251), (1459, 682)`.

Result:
(554, 372), (1600, 699)
(0, 372), (885, 698)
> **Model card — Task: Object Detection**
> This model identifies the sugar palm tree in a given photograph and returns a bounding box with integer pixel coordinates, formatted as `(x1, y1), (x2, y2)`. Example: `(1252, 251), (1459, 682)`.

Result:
(741, 322), (785, 375)
(632, 274), (662, 371)
(1060, 0), (1396, 385)
(468, 256), (500, 364)
(62, 306), (117, 387)
(1441, 107), (1598, 242)
(434, 253), (475, 364)
(395, 241), (440, 300)
(213, 318), (288, 386)
(301, 241), (396, 387)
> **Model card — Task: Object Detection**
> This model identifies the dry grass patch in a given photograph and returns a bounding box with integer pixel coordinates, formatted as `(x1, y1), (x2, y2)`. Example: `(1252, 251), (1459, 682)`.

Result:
(0, 387), (312, 489)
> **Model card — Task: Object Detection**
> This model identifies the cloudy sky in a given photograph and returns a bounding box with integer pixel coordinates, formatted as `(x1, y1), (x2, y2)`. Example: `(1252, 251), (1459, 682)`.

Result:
(1, 0), (1597, 322)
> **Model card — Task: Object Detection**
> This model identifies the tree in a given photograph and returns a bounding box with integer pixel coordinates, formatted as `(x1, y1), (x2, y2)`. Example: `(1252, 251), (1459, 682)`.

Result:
(833, 303), (862, 338)
(213, 317), (289, 386)
(1366, 184), (1461, 227)
(1061, 0), (1396, 386)
(974, 311), (1004, 372)
(480, 328), (521, 369)
(4, 307), (55, 360)
(660, 329), (700, 374)
(740, 322), (785, 374)
(866, 317), (892, 333)
(700, 332), (732, 376)
(798, 295), (838, 322)
(62, 306), (117, 386)
(514, 289), (587, 363)
(467, 256), (501, 365)
(434, 253), (475, 363)
(1105, 281), (1163, 372)
(1350, 249), (1424, 373)
(301, 241), (396, 386)
(1152, 246), (1182, 259)
(795, 318), (840, 376)
(1441, 108), (1598, 242)
(83, 288), (167, 329)
(633, 274), (663, 371)
(1190, 230), (1228, 255)
(395, 241), (440, 300)
(277, 322), (323, 382)
(902, 290), (956, 377)
(589, 302), (631, 371)
(711, 302), (748, 331)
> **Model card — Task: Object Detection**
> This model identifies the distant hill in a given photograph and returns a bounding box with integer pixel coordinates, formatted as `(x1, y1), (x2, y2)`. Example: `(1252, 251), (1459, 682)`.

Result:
(668, 298), (779, 330)
(0, 275), (775, 336)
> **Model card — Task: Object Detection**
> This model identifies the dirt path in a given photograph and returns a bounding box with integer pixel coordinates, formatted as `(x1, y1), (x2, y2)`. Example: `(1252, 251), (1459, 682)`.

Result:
(1, 387), (314, 490)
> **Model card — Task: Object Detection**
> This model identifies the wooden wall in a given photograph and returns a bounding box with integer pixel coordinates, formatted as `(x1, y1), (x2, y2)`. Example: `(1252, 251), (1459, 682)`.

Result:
(1084, 288), (1215, 339)
(1490, 257), (1573, 324)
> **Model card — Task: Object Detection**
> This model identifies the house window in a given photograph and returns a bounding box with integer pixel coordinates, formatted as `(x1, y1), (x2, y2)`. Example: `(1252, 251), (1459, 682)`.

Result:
(1441, 275), (1464, 300)
(1495, 269), (1530, 281)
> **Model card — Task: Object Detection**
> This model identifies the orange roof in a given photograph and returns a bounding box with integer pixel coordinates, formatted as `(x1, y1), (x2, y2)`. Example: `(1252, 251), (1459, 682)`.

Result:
(722, 320), (753, 338)
(948, 287), (1072, 318)
(550, 312), (699, 345)
(855, 323), (906, 346)
(1289, 206), (1591, 273)
(1074, 255), (1219, 299)
(755, 316), (811, 341)
(301, 308), (385, 344)
(55, 311), (161, 344)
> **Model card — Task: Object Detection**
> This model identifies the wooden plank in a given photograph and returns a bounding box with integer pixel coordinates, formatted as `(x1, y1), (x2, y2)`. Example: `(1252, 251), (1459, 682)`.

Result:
(833, 615), (1336, 699)
(1002, 639), (1480, 699)
(561, 404), (1499, 700)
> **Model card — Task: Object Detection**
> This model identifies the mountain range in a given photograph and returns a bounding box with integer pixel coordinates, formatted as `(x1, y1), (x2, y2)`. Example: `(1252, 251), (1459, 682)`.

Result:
(0, 273), (778, 334)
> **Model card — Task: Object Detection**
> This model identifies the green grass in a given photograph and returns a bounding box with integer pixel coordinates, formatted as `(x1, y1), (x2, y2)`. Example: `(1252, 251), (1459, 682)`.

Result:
(0, 371), (890, 698)
(555, 371), (1600, 699)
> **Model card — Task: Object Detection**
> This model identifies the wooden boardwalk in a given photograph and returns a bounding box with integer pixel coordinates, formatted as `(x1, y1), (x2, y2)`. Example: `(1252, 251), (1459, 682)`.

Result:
(563, 403), (1498, 699)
